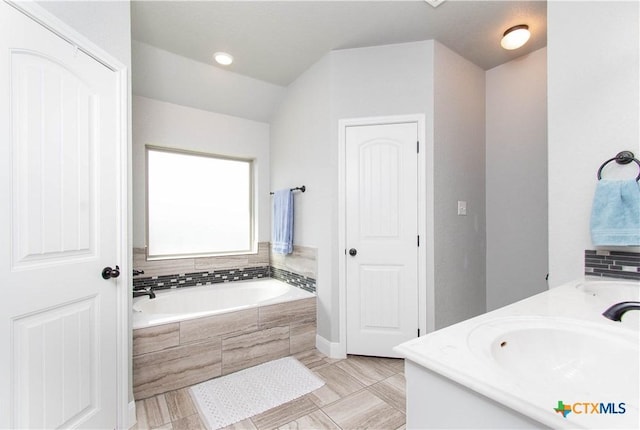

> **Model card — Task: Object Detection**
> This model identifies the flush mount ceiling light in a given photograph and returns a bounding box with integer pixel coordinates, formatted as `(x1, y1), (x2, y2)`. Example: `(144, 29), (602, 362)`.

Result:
(424, 0), (446, 8)
(500, 24), (530, 50)
(213, 52), (233, 66)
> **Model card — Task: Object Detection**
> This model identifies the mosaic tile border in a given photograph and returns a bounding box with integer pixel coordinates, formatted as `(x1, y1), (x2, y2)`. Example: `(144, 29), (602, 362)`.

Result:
(133, 266), (270, 291)
(584, 250), (640, 280)
(270, 266), (317, 294)
(133, 265), (317, 294)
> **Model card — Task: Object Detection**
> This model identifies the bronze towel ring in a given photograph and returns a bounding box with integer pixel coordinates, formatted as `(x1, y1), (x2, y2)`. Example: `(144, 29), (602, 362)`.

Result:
(597, 151), (640, 181)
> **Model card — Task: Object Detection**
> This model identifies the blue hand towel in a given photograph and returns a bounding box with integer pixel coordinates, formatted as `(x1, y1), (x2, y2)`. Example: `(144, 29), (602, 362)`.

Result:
(272, 189), (294, 254)
(590, 179), (640, 246)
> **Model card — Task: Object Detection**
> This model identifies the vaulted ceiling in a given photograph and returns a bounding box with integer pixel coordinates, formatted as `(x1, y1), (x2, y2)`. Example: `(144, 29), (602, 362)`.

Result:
(131, 1), (547, 87)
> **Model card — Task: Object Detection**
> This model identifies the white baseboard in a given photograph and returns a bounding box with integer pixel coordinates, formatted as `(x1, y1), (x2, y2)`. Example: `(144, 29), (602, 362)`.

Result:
(316, 334), (346, 359)
(128, 400), (137, 429)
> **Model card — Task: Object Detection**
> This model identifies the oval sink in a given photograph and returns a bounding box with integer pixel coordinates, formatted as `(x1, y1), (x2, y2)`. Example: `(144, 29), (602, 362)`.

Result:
(467, 317), (639, 398)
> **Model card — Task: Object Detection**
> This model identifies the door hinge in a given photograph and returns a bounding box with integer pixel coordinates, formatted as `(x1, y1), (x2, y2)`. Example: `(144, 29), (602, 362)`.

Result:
(417, 235), (420, 247)
(417, 141), (419, 153)
(417, 328), (421, 337)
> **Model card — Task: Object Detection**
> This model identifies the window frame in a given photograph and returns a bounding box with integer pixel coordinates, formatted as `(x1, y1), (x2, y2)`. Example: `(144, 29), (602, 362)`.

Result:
(145, 145), (256, 260)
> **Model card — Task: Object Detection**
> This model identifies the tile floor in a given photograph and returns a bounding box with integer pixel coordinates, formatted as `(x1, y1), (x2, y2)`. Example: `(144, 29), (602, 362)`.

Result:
(132, 349), (406, 430)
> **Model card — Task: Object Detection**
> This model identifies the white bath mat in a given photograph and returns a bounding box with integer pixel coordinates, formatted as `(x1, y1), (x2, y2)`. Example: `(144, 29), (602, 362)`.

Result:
(189, 356), (325, 429)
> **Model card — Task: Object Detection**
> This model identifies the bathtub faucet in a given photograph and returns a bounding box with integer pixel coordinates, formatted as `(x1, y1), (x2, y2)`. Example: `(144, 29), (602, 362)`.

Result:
(133, 286), (156, 299)
(602, 301), (640, 322)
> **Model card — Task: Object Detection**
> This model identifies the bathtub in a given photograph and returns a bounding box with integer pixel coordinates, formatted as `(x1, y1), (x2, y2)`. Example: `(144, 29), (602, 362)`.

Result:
(132, 277), (314, 329)
(132, 277), (317, 399)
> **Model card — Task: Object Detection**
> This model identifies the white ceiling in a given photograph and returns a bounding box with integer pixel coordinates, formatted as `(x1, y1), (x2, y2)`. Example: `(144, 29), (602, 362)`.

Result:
(131, 1), (547, 87)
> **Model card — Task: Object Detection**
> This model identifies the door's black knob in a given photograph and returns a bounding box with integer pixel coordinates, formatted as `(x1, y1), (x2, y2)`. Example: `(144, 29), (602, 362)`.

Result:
(102, 265), (120, 280)
(349, 248), (357, 256)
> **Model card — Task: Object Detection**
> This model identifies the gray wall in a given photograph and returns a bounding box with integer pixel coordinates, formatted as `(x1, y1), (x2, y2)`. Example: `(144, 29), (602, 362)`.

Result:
(132, 41), (284, 123)
(432, 42), (487, 329)
(330, 41), (435, 339)
(271, 40), (487, 341)
(268, 55), (334, 340)
(548, 1), (640, 287)
(272, 41), (434, 342)
(486, 48), (548, 310)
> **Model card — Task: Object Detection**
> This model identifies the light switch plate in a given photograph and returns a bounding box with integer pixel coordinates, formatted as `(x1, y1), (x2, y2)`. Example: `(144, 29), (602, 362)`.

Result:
(457, 200), (467, 216)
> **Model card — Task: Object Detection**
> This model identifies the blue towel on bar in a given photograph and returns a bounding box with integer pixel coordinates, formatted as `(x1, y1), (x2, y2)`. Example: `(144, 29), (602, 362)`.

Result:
(590, 179), (640, 246)
(272, 189), (294, 254)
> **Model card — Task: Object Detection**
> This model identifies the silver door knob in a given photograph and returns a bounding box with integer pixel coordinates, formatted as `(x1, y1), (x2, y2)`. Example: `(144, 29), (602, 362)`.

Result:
(349, 248), (357, 256)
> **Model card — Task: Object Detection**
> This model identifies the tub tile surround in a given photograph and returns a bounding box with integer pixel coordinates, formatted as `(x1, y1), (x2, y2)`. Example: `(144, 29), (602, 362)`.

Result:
(221, 325), (291, 374)
(133, 266), (270, 291)
(270, 266), (317, 293)
(179, 308), (258, 345)
(133, 337), (223, 399)
(259, 297), (317, 328)
(132, 242), (269, 281)
(290, 323), (317, 354)
(132, 242), (318, 294)
(133, 323), (180, 356)
(271, 245), (317, 278)
(585, 249), (640, 280)
(270, 244), (318, 293)
(133, 297), (317, 400)
(132, 243), (321, 399)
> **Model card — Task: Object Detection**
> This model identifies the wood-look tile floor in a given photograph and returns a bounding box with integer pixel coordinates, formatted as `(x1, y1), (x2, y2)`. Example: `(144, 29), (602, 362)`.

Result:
(132, 349), (406, 430)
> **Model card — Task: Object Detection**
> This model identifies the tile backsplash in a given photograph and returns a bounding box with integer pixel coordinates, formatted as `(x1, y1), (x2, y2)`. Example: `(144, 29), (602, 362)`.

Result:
(584, 250), (640, 280)
(132, 242), (318, 293)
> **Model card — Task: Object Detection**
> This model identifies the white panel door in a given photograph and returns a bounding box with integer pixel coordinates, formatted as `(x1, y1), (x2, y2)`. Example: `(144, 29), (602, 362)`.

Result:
(0, 3), (120, 429)
(345, 122), (419, 357)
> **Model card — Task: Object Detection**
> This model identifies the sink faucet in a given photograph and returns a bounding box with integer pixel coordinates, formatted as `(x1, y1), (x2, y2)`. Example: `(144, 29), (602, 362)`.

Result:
(133, 286), (156, 299)
(602, 301), (640, 322)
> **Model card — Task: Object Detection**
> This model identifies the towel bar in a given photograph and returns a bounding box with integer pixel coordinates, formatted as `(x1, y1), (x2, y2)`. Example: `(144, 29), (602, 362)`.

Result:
(270, 185), (306, 195)
(597, 151), (640, 181)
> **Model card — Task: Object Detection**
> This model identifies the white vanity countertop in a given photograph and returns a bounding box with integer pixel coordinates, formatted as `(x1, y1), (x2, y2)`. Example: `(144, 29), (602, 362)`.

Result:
(394, 279), (640, 429)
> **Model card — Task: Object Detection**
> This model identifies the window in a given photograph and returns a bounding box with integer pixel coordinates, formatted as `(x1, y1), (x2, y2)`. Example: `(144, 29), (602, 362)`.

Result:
(146, 146), (254, 259)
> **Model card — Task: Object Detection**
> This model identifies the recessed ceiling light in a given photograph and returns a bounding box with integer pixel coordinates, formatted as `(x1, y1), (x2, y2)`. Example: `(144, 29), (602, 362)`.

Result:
(501, 24), (531, 50)
(213, 52), (233, 66)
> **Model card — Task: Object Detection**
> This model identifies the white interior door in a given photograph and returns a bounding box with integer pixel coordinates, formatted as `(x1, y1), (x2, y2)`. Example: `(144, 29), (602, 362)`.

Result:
(345, 122), (419, 357)
(0, 3), (121, 428)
